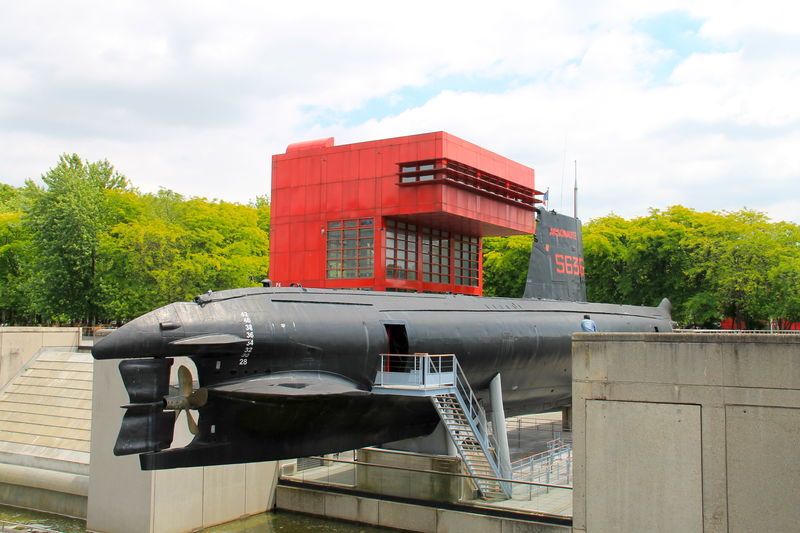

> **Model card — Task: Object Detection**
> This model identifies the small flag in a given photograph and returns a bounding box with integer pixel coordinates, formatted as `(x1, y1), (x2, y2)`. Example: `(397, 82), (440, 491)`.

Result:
(543, 188), (549, 206)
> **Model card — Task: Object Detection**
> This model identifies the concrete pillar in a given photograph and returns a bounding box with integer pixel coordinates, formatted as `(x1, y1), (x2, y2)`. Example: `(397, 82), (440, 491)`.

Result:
(561, 405), (572, 432)
(572, 332), (800, 533)
(489, 373), (512, 479)
(87, 358), (278, 533)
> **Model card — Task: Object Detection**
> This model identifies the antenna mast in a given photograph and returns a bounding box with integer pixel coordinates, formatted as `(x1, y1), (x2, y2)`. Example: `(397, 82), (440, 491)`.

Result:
(573, 160), (578, 218)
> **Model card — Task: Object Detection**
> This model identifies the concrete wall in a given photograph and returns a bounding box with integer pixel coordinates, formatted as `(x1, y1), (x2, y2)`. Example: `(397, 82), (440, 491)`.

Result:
(276, 484), (569, 533)
(87, 358), (279, 533)
(0, 327), (81, 387)
(0, 463), (87, 518)
(356, 448), (466, 503)
(572, 333), (800, 533)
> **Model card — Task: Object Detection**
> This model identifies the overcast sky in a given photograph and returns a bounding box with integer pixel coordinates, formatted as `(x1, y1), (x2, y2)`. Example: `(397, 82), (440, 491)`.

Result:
(1, 1), (798, 223)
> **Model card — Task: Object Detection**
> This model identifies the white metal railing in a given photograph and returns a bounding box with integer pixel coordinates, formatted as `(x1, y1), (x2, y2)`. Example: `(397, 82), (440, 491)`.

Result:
(280, 450), (573, 516)
(375, 354), (456, 388)
(674, 329), (800, 335)
(512, 439), (573, 489)
(375, 353), (510, 497)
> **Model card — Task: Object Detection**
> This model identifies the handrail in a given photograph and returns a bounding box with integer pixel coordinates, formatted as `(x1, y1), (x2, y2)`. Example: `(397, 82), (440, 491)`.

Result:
(294, 453), (572, 490)
(449, 356), (510, 496)
(674, 329), (800, 334)
(375, 353), (457, 388)
(374, 353), (511, 496)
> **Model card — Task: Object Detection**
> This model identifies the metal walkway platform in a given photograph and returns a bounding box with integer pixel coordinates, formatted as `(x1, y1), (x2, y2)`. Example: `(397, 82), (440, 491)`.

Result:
(372, 353), (511, 499)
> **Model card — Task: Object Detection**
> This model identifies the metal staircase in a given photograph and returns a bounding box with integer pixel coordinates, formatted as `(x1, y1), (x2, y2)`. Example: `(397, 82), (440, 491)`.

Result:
(373, 354), (512, 499)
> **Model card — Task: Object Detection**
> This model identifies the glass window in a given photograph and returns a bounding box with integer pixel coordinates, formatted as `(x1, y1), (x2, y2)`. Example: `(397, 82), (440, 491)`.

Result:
(383, 219), (480, 289)
(385, 220), (418, 281)
(421, 230), (451, 284)
(454, 235), (480, 286)
(326, 218), (375, 280)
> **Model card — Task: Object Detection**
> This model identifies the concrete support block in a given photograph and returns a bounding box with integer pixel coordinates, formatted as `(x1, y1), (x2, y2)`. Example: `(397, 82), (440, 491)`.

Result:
(585, 400), (703, 532)
(323, 491), (379, 525)
(0, 482), (86, 518)
(246, 462), (278, 514)
(202, 464), (247, 525)
(0, 327), (81, 387)
(725, 405), (800, 533)
(87, 358), (277, 533)
(356, 448), (461, 503)
(378, 500), (437, 532)
(151, 468), (204, 533)
(500, 518), (570, 533)
(275, 485), (324, 516)
(699, 405), (727, 532)
(436, 510), (501, 533)
(275, 485), (570, 533)
(573, 333), (800, 533)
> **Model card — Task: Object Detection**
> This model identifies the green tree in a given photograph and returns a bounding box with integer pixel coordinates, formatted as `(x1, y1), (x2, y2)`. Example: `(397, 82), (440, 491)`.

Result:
(482, 235), (533, 297)
(25, 154), (129, 324)
(0, 183), (41, 323)
(583, 206), (800, 328)
(0, 211), (33, 324)
(97, 191), (270, 322)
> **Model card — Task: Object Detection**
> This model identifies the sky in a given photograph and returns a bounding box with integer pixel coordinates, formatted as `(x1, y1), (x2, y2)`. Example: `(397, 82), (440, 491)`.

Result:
(1, 0), (798, 224)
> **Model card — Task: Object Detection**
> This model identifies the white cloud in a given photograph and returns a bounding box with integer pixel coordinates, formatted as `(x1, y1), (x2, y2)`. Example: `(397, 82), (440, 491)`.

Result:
(0, 0), (797, 226)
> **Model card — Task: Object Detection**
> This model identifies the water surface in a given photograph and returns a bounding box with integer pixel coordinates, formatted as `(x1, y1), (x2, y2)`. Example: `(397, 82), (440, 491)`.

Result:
(0, 505), (401, 533)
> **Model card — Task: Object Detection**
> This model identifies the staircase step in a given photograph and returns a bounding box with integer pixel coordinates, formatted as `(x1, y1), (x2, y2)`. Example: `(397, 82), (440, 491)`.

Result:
(427, 368), (508, 501)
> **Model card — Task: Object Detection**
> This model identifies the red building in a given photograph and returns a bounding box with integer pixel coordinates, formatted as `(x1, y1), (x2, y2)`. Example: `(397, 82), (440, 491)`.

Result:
(269, 132), (541, 295)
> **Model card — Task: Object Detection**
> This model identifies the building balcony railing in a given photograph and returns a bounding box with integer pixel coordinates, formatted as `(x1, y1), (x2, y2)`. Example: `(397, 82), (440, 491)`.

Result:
(398, 159), (542, 209)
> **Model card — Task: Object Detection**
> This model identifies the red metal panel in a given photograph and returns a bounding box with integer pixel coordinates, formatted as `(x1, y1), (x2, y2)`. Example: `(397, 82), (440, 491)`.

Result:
(270, 131), (538, 294)
(325, 156), (341, 183)
(342, 180), (360, 211)
(325, 181), (343, 214)
(302, 250), (320, 283)
(357, 149), (373, 179)
(304, 158), (321, 186)
(288, 223), (305, 252)
(358, 179), (376, 210)
(379, 175), (399, 208)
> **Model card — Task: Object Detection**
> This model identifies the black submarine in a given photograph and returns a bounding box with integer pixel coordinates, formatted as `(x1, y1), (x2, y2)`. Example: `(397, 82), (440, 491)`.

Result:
(93, 210), (672, 470)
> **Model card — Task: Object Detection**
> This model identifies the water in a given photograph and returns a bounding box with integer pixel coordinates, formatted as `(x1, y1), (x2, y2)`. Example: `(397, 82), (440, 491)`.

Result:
(0, 504), (84, 532)
(203, 512), (402, 532)
(0, 505), (401, 533)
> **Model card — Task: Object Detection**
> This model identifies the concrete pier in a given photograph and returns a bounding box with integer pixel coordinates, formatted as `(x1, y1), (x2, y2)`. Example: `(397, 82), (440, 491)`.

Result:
(572, 333), (800, 533)
(7, 328), (800, 532)
(0, 327), (81, 387)
(0, 328), (281, 532)
(276, 483), (570, 533)
(87, 357), (279, 533)
(0, 330), (90, 518)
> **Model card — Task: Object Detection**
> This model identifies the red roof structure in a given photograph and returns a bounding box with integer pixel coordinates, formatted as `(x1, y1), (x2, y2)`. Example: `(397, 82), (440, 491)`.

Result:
(270, 132), (541, 294)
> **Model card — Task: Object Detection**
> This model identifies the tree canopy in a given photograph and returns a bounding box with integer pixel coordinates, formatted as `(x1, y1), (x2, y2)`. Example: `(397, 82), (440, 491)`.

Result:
(482, 235), (533, 298)
(582, 206), (800, 327)
(483, 205), (800, 328)
(0, 154), (270, 325)
(4, 155), (798, 330)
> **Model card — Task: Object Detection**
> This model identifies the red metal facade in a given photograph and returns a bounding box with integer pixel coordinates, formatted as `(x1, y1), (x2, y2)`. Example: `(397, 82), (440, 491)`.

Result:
(270, 131), (541, 294)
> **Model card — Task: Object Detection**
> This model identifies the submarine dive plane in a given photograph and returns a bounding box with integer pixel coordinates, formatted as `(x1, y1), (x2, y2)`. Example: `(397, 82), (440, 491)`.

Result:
(92, 210), (672, 470)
